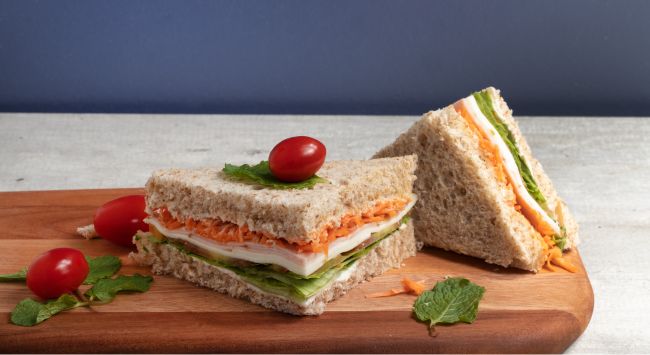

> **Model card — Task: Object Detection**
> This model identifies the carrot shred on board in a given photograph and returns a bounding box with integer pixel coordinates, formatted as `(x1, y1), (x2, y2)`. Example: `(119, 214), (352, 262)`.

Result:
(366, 278), (427, 298)
(550, 256), (578, 273)
(541, 240), (577, 273)
(401, 277), (427, 295)
(545, 260), (559, 272)
(365, 288), (406, 298)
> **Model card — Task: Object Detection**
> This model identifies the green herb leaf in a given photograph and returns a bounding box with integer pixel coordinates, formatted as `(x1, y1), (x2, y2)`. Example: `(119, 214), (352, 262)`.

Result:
(85, 274), (153, 303)
(10, 298), (42, 326)
(2, 255), (122, 285)
(83, 255), (122, 285)
(10, 294), (86, 327)
(413, 277), (485, 332)
(0, 267), (27, 282)
(223, 161), (328, 190)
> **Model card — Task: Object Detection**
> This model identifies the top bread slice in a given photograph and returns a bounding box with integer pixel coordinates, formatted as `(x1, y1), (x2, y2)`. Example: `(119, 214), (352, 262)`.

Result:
(373, 88), (578, 272)
(145, 155), (417, 245)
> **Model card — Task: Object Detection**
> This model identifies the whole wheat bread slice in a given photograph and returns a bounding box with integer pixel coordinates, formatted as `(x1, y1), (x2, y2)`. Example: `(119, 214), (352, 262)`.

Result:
(130, 220), (417, 315)
(145, 156), (417, 246)
(373, 88), (578, 272)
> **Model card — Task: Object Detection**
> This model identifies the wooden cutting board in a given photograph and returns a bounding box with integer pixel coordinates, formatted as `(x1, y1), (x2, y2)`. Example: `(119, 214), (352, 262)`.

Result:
(0, 189), (593, 353)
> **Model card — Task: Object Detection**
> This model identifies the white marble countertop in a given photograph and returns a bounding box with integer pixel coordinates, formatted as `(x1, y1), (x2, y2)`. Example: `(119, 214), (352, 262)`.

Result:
(1, 113), (648, 353)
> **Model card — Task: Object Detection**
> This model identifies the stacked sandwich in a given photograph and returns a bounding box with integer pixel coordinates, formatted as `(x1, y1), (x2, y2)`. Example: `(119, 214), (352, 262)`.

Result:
(132, 87), (580, 315)
(374, 87), (578, 272)
(132, 156), (419, 315)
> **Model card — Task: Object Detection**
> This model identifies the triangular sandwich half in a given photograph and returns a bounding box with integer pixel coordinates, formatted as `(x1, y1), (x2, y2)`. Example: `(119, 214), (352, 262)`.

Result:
(373, 87), (578, 272)
(131, 156), (419, 315)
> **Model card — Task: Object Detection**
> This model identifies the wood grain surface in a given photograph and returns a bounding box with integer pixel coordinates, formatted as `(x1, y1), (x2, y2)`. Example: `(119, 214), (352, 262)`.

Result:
(0, 189), (594, 353)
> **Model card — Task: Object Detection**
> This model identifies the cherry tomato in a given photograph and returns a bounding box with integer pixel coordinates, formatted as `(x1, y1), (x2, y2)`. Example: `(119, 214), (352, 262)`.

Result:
(269, 136), (326, 182)
(93, 194), (149, 248)
(26, 248), (89, 299)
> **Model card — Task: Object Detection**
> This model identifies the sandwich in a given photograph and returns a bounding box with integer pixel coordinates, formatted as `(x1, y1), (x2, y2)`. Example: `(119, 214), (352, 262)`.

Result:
(131, 156), (419, 315)
(374, 87), (578, 272)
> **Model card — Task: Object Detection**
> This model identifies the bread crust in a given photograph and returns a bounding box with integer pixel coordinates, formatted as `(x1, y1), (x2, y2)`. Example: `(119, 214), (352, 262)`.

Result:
(374, 106), (546, 271)
(130, 221), (417, 315)
(374, 88), (579, 271)
(145, 156), (417, 245)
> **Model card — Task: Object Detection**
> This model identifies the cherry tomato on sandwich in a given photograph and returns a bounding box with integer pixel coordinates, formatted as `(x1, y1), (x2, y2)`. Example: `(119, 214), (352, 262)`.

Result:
(26, 248), (89, 299)
(94, 194), (149, 248)
(269, 136), (326, 182)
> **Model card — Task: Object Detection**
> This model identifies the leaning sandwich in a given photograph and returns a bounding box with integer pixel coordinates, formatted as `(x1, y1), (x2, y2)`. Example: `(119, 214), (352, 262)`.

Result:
(131, 156), (419, 315)
(374, 87), (578, 272)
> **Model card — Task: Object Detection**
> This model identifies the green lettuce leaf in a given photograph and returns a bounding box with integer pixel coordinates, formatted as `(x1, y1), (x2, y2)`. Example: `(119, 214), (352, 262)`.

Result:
(83, 255), (122, 285)
(164, 216), (409, 302)
(85, 274), (153, 303)
(413, 277), (485, 333)
(223, 161), (328, 190)
(552, 226), (568, 250)
(472, 91), (549, 212)
(0, 267), (27, 282)
(10, 294), (86, 327)
(281, 217), (404, 280)
(552, 235), (567, 250)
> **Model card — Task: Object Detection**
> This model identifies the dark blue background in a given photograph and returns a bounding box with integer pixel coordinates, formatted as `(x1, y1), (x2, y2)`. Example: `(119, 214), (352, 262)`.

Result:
(1, 0), (649, 115)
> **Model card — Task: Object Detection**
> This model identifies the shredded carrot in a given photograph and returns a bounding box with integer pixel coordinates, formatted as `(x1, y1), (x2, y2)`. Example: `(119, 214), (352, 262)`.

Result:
(551, 257), (578, 273)
(366, 278), (427, 298)
(454, 99), (560, 237)
(455, 99), (576, 273)
(153, 197), (409, 254)
(365, 288), (406, 298)
(540, 235), (577, 273)
(401, 277), (427, 295)
(454, 101), (509, 186)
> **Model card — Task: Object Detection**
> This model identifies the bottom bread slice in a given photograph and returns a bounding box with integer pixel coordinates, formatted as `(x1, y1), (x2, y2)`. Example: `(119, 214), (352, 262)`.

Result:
(130, 220), (417, 315)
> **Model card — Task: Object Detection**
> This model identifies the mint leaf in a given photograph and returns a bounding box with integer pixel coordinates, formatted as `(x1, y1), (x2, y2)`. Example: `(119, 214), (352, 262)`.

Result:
(0, 267), (27, 282)
(10, 294), (86, 327)
(413, 277), (485, 332)
(10, 299), (43, 326)
(35, 295), (85, 324)
(2, 255), (122, 285)
(85, 274), (153, 303)
(83, 255), (121, 285)
(223, 161), (328, 190)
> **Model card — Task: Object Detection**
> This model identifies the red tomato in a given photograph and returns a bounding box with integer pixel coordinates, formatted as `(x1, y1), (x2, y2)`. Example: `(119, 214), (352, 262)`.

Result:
(26, 248), (89, 299)
(269, 136), (327, 182)
(93, 194), (149, 248)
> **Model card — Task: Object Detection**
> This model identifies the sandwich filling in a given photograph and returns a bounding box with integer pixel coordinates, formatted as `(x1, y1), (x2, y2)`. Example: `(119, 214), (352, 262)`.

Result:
(141, 196), (415, 302)
(453, 89), (575, 272)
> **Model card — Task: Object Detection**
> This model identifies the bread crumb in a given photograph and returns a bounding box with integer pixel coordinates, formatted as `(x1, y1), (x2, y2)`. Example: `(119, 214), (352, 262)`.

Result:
(77, 224), (99, 240)
(120, 255), (136, 267)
